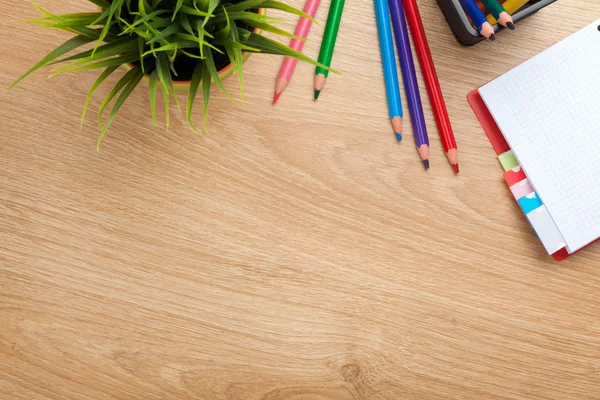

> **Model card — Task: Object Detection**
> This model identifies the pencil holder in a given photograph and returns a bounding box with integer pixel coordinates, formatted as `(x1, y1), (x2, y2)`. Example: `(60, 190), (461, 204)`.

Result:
(437, 0), (557, 46)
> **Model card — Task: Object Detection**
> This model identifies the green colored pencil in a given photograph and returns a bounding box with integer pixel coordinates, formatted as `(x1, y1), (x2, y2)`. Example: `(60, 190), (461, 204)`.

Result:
(314, 0), (345, 99)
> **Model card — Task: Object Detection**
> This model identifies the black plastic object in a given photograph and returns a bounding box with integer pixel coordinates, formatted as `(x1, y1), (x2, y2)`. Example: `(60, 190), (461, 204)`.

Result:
(437, 0), (557, 46)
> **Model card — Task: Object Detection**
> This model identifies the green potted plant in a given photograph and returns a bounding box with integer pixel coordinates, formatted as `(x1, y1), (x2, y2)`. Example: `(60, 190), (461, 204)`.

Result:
(11, 0), (331, 147)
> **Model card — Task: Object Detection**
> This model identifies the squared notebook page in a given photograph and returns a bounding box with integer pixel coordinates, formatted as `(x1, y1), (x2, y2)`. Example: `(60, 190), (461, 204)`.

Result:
(479, 19), (600, 253)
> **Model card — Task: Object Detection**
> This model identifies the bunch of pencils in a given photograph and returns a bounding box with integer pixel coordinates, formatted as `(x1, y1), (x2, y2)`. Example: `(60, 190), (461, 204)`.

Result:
(272, 0), (459, 173)
(461, 0), (526, 40)
(375, 0), (459, 172)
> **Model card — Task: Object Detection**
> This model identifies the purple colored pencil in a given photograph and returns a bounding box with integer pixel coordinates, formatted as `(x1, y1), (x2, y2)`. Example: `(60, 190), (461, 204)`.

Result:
(388, 0), (430, 169)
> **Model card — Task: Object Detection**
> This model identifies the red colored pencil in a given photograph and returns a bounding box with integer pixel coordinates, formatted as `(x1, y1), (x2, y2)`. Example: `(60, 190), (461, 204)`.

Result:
(402, 0), (459, 174)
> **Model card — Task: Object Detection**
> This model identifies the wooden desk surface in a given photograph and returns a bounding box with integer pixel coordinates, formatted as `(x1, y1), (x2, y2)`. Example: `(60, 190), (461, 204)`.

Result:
(2, 1), (600, 398)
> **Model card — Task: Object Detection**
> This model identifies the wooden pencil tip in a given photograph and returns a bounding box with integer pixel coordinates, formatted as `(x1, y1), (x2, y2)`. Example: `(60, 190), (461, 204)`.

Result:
(423, 159), (430, 169)
(391, 116), (403, 137)
(490, 34), (496, 41)
(481, 23), (495, 40)
(314, 90), (321, 100)
(273, 92), (281, 104)
(507, 22), (515, 31)
(453, 164), (460, 174)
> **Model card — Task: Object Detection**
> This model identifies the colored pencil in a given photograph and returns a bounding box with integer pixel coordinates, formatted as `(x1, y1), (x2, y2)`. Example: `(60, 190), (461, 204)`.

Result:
(373, 0), (403, 140)
(389, 0), (429, 168)
(480, 0), (515, 29)
(313, 0), (345, 99)
(273, 0), (321, 104)
(459, 0), (495, 40)
(486, 0), (528, 25)
(403, 0), (459, 173)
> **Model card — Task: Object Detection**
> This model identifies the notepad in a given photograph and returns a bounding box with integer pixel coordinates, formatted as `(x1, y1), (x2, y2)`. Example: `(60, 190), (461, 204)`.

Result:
(479, 19), (600, 254)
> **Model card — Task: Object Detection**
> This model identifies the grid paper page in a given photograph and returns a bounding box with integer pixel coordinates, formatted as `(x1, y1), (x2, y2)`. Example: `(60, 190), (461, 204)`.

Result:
(479, 19), (600, 253)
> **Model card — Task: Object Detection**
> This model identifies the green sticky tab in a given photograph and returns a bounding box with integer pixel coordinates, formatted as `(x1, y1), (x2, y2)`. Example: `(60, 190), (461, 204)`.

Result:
(498, 150), (519, 171)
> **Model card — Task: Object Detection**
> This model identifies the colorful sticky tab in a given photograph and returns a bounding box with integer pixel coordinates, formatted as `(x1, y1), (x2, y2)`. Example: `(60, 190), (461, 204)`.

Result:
(526, 205), (567, 255)
(498, 150), (519, 171)
(518, 192), (543, 214)
(510, 179), (535, 200)
(504, 166), (527, 186)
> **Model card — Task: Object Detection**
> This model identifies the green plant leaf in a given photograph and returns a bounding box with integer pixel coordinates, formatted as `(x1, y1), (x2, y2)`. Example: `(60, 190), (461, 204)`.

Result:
(180, 49), (205, 59)
(225, 0), (266, 13)
(71, 26), (117, 40)
(195, 19), (205, 57)
(42, 12), (103, 20)
(180, 6), (213, 17)
(207, 0), (220, 13)
(142, 41), (198, 56)
(94, 0), (125, 54)
(178, 12), (195, 36)
(119, 9), (168, 34)
(29, 0), (60, 19)
(138, 0), (147, 15)
(212, 11), (279, 24)
(241, 20), (301, 39)
(201, 53), (211, 131)
(138, 35), (146, 72)
(90, 8), (110, 26)
(222, 41), (238, 101)
(158, 53), (180, 111)
(97, 68), (144, 148)
(230, 23), (244, 101)
(211, 37), (259, 51)
(243, 31), (340, 74)
(187, 61), (203, 131)
(81, 65), (119, 127)
(97, 67), (140, 129)
(9, 34), (95, 89)
(134, 16), (173, 30)
(51, 51), (141, 76)
(214, 6), (231, 38)
(38, 17), (104, 29)
(148, 69), (158, 125)
(155, 54), (173, 126)
(259, 1), (316, 23)
(204, 47), (235, 102)
(85, 0), (111, 8)
(52, 38), (138, 68)
(121, 20), (153, 40)
(28, 0), (110, 37)
(146, 23), (180, 44)
(48, 36), (133, 65)
(174, 34), (223, 53)
(173, 0), (185, 20)
(223, 42), (235, 73)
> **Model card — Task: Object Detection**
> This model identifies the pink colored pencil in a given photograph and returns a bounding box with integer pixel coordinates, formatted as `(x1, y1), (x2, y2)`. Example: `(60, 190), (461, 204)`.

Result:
(273, 0), (321, 104)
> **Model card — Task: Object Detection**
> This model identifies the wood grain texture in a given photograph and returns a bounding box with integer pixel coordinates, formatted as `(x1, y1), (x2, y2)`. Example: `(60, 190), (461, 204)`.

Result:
(2, 0), (600, 399)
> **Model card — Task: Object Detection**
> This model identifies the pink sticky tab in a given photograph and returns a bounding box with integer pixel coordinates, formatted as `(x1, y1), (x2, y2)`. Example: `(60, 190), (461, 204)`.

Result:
(510, 179), (534, 200)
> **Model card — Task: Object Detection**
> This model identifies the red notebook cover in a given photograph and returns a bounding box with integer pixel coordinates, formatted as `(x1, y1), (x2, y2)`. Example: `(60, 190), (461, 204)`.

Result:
(467, 88), (571, 261)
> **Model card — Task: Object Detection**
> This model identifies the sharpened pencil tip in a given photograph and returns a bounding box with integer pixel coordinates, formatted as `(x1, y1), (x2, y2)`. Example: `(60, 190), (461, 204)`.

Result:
(313, 90), (321, 100)
(453, 164), (460, 174)
(490, 33), (496, 41)
(423, 160), (430, 169)
(273, 92), (281, 104)
(507, 22), (516, 30)
(395, 133), (403, 142)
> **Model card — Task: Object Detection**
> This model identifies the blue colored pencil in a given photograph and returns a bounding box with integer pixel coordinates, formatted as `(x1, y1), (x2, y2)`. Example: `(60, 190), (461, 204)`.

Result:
(373, 0), (403, 141)
(458, 0), (495, 40)
(389, 0), (429, 168)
